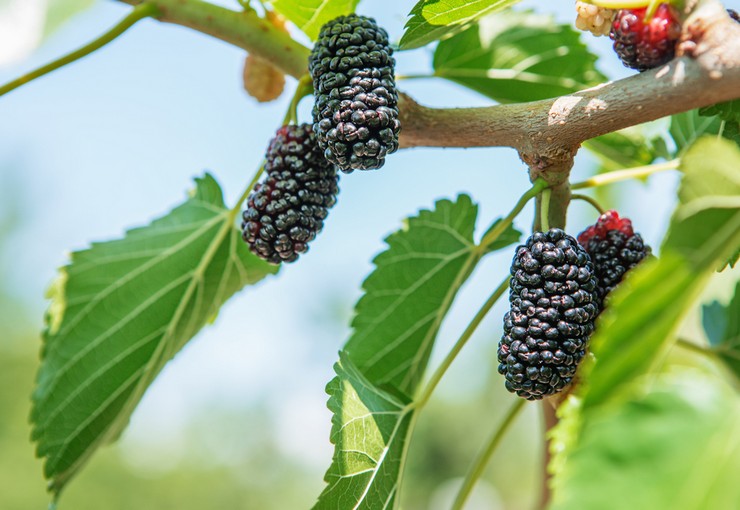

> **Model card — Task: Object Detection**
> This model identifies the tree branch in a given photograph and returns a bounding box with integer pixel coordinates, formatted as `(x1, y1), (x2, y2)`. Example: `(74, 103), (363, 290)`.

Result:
(114, 0), (310, 79)
(399, 7), (740, 155)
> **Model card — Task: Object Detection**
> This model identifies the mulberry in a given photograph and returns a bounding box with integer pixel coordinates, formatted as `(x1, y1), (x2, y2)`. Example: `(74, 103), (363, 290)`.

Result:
(577, 210), (652, 304)
(498, 229), (600, 400)
(575, 1), (616, 37)
(308, 14), (400, 172)
(730, 9), (740, 24)
(241, 124), (339, 264)
(610, 3), (681, 71)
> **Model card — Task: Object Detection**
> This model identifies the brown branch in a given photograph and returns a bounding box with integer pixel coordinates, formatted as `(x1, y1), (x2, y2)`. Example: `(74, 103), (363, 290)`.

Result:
(398, 2), (740, 160)
(114, 0), (310, 79)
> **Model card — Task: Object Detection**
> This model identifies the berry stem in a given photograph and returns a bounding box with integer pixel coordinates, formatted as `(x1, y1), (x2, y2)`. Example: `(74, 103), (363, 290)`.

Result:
(0, 3), (159, 98)
(451, 399), (526, 510)
(231, 159), (266, 217)
(540, 188), (552, 232)
(571, 193), (607, 214)
(571, 159), (679, 190)
(415, 276), (510, 410)
(282, 74), (313, 126)
(478, 178), (549, 251)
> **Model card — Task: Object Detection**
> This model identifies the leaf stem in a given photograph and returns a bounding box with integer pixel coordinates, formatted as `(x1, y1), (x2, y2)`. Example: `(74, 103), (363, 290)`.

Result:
(452, 399), (526, 510)
(230, 160), (265, 218)
(478, 178), (549, 250)
(571, 159), (679, 190)
(540, 188), (552, 232)
(0, 3), (159, 98)
(675, 338), (714, 357)
(415, 276), (510, 410)
(571, 193), (606, 215)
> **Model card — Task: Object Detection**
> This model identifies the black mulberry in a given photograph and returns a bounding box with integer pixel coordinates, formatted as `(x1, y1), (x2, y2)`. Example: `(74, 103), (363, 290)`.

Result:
(241, 124), (339, 264)
(498, 229), (600, 400)
(309, 14), (400, 172)
(577, 210), (652, 305)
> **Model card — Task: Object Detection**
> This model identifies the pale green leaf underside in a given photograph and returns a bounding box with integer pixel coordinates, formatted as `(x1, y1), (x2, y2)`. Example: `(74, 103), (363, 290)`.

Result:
(400, 0), (522, 50)
(31, 174), (277, 495)
(432, 10), (605, 103)
(45, 0), (96, 37)
(581, 137), (740, 409)
(314, 353), (413, 510)
(271, 0), (360, 40)
(552, 373), (740, 510)
(343, 195), (482, 398)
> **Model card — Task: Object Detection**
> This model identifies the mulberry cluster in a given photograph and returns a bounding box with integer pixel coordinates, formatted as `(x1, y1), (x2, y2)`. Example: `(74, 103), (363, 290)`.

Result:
(577, 210), (652, 305)
(309, 14), (400, 172)
(610, 3), (682, 71)
(575, 1), (616, 36)
(241, 124), (339, 264)
(498, 229), (600, 400)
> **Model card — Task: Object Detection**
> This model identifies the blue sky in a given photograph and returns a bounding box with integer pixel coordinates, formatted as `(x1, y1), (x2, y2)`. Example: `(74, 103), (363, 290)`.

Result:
(0, 0), (683, 479)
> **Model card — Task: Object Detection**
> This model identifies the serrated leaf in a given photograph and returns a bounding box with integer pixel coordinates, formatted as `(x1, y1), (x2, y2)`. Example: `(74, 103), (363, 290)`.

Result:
(314, 353), (414, 510)
(344, 195), (487, 397)
(270, 0), (360, 40)
(431, 10), (605, 103)
(315, 195), (519, 509)
(31, 174), (278, 496)
(581, 137), (740, 409)
(400, 0), (522, 50)
(703, 280), (740, 379)
(552, 373), (740, 510)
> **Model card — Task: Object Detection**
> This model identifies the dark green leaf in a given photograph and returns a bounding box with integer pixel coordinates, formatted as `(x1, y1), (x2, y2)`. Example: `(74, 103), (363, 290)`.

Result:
(703, 301), (729, 347)
(699, 99), (740, 123)
(670, 109), (740, 155)
(552, 373), (740, 510)
(400, 0), (523, 50)
(583, 126), (667, 172)
(271, 0), (360, 40)
(431, 10), (605, 103)
(32, 174), (278, 495)
(313, 353), (414, 510)
(581, 137), (740, 409)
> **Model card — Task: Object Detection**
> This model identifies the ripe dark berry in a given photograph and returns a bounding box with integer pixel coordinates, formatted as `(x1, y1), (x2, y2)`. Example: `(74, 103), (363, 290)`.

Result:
(498, 229), (600, 400)
(241, 124), (339, 264)
(309, 14), (400, 172)
(609, 4), (681, 72)
(729, 9), (740, 24)
(577, 210), (652, 304)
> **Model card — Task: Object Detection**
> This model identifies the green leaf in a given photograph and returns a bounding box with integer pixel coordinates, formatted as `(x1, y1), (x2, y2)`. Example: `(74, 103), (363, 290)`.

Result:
(400, 0), (522, 50)
(270, 0), (360, 40)
(343, 195), (485, 398)
(31, 174), (278, 496)
(581, 137), (740, 409)
(703, 281), (740, 379)
(431, 10), (605, 103)
(44, 0), (96, 38)
(315, 195), (519, 509)
(552, 372), (740, 510)
(583, 126), (668, 173)
(314, 353), (414, 510)
(670, 109), (740, 155)
(699, 99), (740, 123)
